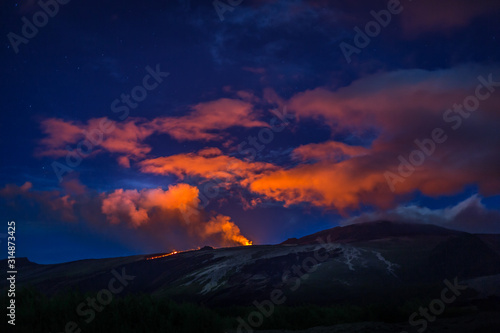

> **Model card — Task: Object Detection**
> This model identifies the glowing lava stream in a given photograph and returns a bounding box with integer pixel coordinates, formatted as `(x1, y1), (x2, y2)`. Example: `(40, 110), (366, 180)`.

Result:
(146, 250), (179, 260)
(146, 242), (252, 260)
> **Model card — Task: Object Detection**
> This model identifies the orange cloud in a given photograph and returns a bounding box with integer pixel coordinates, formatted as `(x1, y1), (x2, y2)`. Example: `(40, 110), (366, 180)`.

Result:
(95, 119), (155, 166)
(139, 148), (277, 185)
(36, 117), (154, 166)
(248, 160), (387, 213)
(0, 181), (76, 222)
(249, 65), (500, 212)
(101, 184), (199, 226)
(36, 98), (267, 166)
(249, 130), (500, 214)
(292, 141), (368, 162)
(136, 68), (500, 213)
(152, 98), (268, 141)
(101, 184), (251, 246)
(204, 215), (252, 246)
(35, 66), (500, 218)
(400, 0), (500, 37)
(37, 118), (85, 158)
(1, 180), (252, 248)
(287, 68), (478, 134)
(246, 157), (419, 214)
(61, 177), (88, 195)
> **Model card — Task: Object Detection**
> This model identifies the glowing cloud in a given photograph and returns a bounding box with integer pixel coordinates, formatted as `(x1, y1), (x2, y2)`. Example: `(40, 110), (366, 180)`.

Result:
(138, 148), (277, 185)
(292, 141), (369, 162)
(152, 98), (268, 141)
(101, 184), (251, 246)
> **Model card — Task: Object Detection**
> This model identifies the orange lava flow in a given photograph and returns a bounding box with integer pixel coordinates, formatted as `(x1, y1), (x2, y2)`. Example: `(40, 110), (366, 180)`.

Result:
(146, 242), (252, 261)
(146, 250), (179, 260)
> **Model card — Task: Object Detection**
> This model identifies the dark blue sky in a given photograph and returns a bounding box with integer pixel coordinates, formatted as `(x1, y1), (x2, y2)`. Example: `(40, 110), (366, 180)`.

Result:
(1, 0), (500, 263)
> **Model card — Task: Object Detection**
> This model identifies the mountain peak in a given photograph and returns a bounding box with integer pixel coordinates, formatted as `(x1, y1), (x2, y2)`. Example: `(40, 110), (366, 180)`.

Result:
(281, 220), (464, 245)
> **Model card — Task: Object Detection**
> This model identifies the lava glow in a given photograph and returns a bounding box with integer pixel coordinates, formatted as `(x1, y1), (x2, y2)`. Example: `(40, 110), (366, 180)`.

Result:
(146, 250), (179, 260)
(146, 242), (253, 260)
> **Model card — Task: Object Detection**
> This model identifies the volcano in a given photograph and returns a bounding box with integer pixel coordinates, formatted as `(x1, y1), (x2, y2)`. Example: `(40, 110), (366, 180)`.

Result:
(3, 221), (500, 307)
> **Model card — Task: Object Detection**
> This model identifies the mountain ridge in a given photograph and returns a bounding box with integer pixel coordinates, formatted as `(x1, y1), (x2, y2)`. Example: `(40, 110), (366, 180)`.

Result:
(2, 220), (499, 307)
(281, 220), (467, 245)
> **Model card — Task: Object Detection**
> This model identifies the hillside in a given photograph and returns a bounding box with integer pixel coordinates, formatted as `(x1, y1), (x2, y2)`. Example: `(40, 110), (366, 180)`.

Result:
(2, 221), (500, 307)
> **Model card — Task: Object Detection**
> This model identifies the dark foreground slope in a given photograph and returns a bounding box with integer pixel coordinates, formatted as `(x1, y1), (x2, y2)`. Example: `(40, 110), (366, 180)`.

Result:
(2, 221), (500, 305)
(2, 221), (500, 332)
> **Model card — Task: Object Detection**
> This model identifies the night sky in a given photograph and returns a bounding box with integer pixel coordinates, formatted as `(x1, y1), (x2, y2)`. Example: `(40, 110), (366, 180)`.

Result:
(1, 0), (500, 264)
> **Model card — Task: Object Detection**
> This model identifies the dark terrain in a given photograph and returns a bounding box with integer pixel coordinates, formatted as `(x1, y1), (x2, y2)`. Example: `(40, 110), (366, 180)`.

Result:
(3, 221), (500, 332)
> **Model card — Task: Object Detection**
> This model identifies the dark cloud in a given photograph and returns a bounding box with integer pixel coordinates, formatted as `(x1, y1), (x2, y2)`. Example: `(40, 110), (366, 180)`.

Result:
(343, 194), (500, 234)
